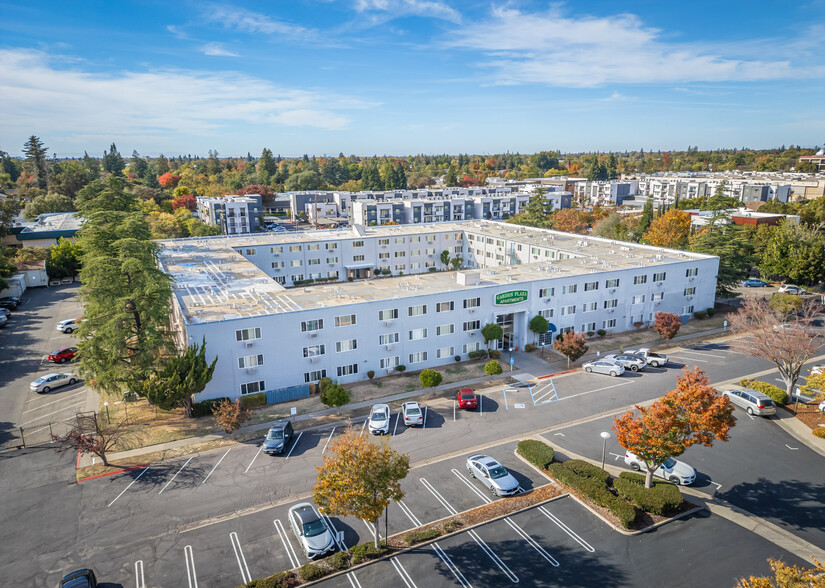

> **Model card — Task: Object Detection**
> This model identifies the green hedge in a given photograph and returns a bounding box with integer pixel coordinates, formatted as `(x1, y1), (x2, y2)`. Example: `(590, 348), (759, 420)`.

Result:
(404, 528), (440, 545)
(468, 350), (487, 360)
(192, 397), (230, 417)
(547, 461), (636, 528)
(739, 378), (788, 405)
(298, 563), (326, 582)
(327, 551), (351, 570)
(517, 439), (555, 470)
(242, 570), (297, 588)
(350, 542), (389, 565)
(489, 350), (502, 359)
(614, 472), (684, 516)
(240, 392), (267, 410)
(524, 343), (536, 352)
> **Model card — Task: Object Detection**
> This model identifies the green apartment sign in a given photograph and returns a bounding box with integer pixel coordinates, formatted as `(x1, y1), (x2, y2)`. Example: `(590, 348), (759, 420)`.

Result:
(495, 290), (529, 305)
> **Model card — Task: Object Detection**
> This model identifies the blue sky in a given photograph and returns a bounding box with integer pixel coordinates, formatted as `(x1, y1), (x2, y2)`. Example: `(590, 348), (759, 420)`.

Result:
(1, 1), (824, 157)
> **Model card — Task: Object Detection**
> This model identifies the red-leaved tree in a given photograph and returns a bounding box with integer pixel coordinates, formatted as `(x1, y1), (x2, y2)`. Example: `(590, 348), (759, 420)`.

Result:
(653, 312), (682, 340)
(172, 193), (197, 211)
(614, 368), (734, 487)
(158, 173), (181, 189)
(553, 331), (589, 366)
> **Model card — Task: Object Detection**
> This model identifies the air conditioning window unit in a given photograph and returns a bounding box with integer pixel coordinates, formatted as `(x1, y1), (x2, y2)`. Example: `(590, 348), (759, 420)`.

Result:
(309, 331), (317, 337)
(243, 340), (253, 348)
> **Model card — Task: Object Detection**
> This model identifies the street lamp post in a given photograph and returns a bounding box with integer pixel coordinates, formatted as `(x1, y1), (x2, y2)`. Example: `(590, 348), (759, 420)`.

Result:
(103, 401), (110, 424)
(600, 431), (610, 470)
(509, 347), (514, 372)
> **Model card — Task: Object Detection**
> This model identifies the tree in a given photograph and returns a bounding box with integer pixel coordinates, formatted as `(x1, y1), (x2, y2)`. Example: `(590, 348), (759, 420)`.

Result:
(529, 314), (549, 344)
(212, 399), (249, 433)
(360, 164), (383, 191)
(47, 237), (82, 279)
(52, 411), (132, 467)
(284, 170), (322, 191)
(171, 193), (197, 211)
(481, 323), (503, 355)
(551, 209), (589, 234)
(440, 249), (450, 269)
(320, 384), (351, 409)
(13, 246), (49, 265)
(102, 143), (125, 176)
(314, 427), (410, 548)
(736, 557), (825, 588)
(258, 148), (278, 179)
(449, 256), (463, 271)
(768, 292), (803, 319)
(419, 368), (443, 389)
(23, 192), (75, 220)
(689, 225), (756, 297)
(653, 312), (681, 340)
(484, 360), (503, 375)
(23, 135), (48, 190)
(729, 297), (824, 397)
(642, 209), (691, 248)
(553, 331), (588, 365)
(444, 165), (458, 187)
(759, 220), (825, 286)
(592, 212), (633, 241)
(637, 199), (654, 236)
(158, 173), (181, 189)
(614, 368), (734, 488)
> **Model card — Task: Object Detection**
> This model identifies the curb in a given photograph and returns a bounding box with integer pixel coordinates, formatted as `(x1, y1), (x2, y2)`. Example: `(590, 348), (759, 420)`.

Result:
(77, 463), (150, 482)
(537, 369), (577, 380)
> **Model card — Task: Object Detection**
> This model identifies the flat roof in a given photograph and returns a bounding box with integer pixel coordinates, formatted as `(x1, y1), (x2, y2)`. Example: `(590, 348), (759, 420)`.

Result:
(157, 221), (713, 324)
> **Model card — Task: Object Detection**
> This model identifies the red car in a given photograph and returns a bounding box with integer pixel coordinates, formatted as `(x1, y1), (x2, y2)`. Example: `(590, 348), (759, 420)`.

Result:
(48, 346), (78, 363)
(456, 388), (478, 410)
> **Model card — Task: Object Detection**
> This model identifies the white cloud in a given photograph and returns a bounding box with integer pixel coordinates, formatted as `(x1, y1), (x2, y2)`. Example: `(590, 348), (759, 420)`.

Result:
(353, 0), (461, 24)
(448, 6), (796, 87)
(199, 43), (240, 57)
(204, 5), (320, 41)
(0, 49), (370, 146)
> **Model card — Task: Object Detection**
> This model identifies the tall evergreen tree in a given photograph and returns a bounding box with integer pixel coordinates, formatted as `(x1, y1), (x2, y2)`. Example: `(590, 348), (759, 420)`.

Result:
(23, 135), (49, 189)
(130, 150), (148, 179)
(444, 164), (458, 187)
(102, 143), (125, 175)
(155, 154), (170, 175)
(258, 148), (277, 177)
(638, 198), (654, 236)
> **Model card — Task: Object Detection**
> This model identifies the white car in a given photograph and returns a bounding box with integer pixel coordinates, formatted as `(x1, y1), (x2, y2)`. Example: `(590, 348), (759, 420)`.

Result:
(368, 403), (390, 435)
(582, 359), (625, 377)
(624, 451), (696, 485)
(401, 401), (423, 426)
(604, 353), (646, 372)
(778, 284), (806, 295)
(466, 454), (521, 496)
(57, 318), (79, 334)
(287, 502), (336, 559)
(811, 365), (824, 377)
(30, 373), (78, 394)
(818, 400), (825, 414)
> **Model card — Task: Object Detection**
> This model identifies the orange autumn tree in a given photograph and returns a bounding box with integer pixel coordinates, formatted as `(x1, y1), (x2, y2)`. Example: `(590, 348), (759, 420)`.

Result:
(642, 209), (691, 248)
(158, 172), (181, 189)
(737, 557), (825, 588)
(314, 427), (410, 548)
(614, 368), (734, 487)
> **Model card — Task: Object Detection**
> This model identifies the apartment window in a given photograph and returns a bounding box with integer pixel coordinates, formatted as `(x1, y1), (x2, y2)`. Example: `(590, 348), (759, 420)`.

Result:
(379, 308), (398, 321)
(291, 274), (304, 282)
(561, 305), (576, 316)
(274, 276), (285, 284)
(240, 380), (266, 395)
(425, 261), (436, 268)
(378, 252), (390, 260)
(378, 238), (390, 246)
(289, 245), (302, 253)
(582, 302), (597, 313)
(395, 264), (405, 272)
(411, 249), (421, 256)
(337, 364), (358, 377)
(684, 287), (696, 296)
(653, 272), (666, 282)
(582, 322), (596, 332)
(606, 278), (620, 288)
(631, 314), (644, 323)
(463, 342), (481, 353)
(271, 261), (284, 269)
(437, 324), (455, 336)
(335, 314), (356, 327)
(632, 295), (645, 305)
(408, 304), (427, 317)
(408, 328), (428, 341)
(380, 356), (400, 369)
(326, 243), (337, 250)
(303, 344), (326, 358)
(304, 369), (327, 383)
(409, 351), (428, 364)
(604, 299), (618, 309)
(336, 339), (357, 352)
(326, 257), (338, 264)
(235, 327), (262, 342)
(437, 346), (455, 359)
(353, 255), (365, 262)
(410, 262), (421, 269)
(463, 297), (481, 308)
(584, 281), (599, 292)
(290, 259), (302, 267)
(395, 237), (405, 244)
(426, 248), (436, 255)
(245, 248), (256, 256)
(394, 251), (406, 258)
(633, 274), (647, 285)
(463, 320), (481, 331)
(410, 236), (421, 243)
(652, 292), (664, 301)
(380, 333), (400, 345)
(686, 267), (699, 277)
(353, 240), (364, 247)
(300, 319), (324, 332)
(307, 244), (320, 251)
(437, 301), (454, 312)
(270, 246), (283, 254)
(308, 258), (321, 266)
(602, 319), (617, 329)
(238, 354), (264, 369)
(682, 305), (694, 314)
(562, 284), (577, 295)
(539, 287), (554, 298)
(539, 309), (554, 319)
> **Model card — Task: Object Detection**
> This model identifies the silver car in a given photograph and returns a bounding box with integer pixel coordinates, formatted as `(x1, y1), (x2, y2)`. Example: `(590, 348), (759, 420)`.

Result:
(582, 359), (625, 377)
(722, 388), (776, 416)
(401, 401), (423, 426)
(288, 502), (336, 559)
(466, 454), (520, 496)
(57, 318), (79, 333)
(604, 353), (646, 372)
(30, 373), (78, 393)
(368, 403), (390, 435)
(625, 451), (696, 485)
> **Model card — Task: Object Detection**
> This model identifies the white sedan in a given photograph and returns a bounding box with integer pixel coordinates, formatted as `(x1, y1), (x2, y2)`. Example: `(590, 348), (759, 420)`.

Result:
(466, 454), (521, 496)
(401, 401), (424, 426)
(624, 451), (696, 485)
(582, 359), (625, 377)
(30, 373), (78, 394)
(368, 403), (390, 435)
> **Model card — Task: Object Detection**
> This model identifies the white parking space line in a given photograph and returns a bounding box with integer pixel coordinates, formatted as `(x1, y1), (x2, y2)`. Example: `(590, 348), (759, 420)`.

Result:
(285, 431), (303, 460)
(19, 402), (85, 426)
(134, 560), (145, 588)
(709, 481), (722, 491)
(361, 518), (382, 540)
(229, 531), (252, 584)
(393, 413), (400, 436)
(244, 446), (263, 473)
(346, 572), (363, 588)
(608, 452), (623, 461)
(670, 356), (709, 363)
(108, 467), (150, 507)
(420, 478), (518, 583)
(22, 390), (86, 413)
(202, 449), (231, 484)
(322, 428), (336, 454)
(360, 420), (367, 436)
(503, 388), (510, 410)
(559, 380), (633, 401)
(273, 519), (300, 569)
(184, 545), (198, 588)
(159, 457), (193, 494)
(786, 444), (799, 450)
(397, 501), (472, 588)
(422, 407), (428, 428)
(391, 557), (418, 588)
(531, 380), (558, 405)
(322, 515), (348, 551)
(453, 400), (456, 422)
(537, 506), (595, 553)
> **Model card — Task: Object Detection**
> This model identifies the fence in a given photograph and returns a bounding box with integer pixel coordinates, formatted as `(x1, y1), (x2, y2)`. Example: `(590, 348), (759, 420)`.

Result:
(265, 384), (310, 405)
(1, 415), (77, 450)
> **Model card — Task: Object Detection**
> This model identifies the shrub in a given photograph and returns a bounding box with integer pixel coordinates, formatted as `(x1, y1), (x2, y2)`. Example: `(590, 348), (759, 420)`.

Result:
(239, 392), (267, 410)
(705, 307), (715, 317)
(468, 350), (486, 360)
(517, 439), (555, 469)
(420, 368), (443, 389)
(428, 267), (437, 272)
(327, 551), (351, 570)
(318, 377), (333, 395)
(564, 459), (611, 482)
(347, 277), (354, 282)
(489, 349), (501, 360)
(653, 312), (681, 340)
(320, 384), (351, 408)
(394, 365), (407, 375)
(244, 570), (297, 588)
(524, 343), (536, 352)
(367, 370), (375, 380)
(586, 331), (595, 337)
(800, 373), (825, 397)
(404, 528), (440, 545)
(298, 563), (326, 581)
(693, 310), (707, 320)
(191, 397), (230, 417)
(455, 355), (461, 362)
(441, 519), (462, 533)
(350, 542), (388, 565)
(614, 473), (684, 515)
(484, 360), (503, 376)
(633, 321), (645, 328)
(597, 329), (607, 337)
(739, 378), (788, 405)
(813, 427), (825, 439)
(547, 461), (636, 528)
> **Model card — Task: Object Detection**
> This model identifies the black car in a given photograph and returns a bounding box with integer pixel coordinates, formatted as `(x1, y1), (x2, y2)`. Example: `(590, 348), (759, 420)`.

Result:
(0, 296), (20, 308)
(263, 419), (294, 455)
(60, 569), (97, 587)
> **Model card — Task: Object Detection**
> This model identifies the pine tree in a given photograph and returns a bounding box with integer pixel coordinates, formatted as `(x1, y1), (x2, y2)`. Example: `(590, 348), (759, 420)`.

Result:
(444, 164), (458, 187)
(638, 199), (654, 236)
(23, 135), (49, 189)
(102, 143), (125, 175)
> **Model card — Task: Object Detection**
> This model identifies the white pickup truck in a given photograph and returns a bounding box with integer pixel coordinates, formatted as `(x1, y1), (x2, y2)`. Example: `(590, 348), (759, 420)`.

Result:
(631, 347), (669, 367)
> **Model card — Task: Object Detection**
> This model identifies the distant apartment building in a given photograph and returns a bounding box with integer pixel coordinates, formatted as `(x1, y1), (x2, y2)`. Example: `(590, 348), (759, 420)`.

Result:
(573, 181), (638, 206)
(196, 195), (263, 235)
(799, 148), (825, 173)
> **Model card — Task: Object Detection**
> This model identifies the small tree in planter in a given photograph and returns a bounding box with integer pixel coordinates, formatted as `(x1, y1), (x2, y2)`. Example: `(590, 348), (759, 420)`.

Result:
(440, 249), (451, 269)
(529, 314), (549, 345)
(481, 323), (503, 356)
(553, 331), (588, 367)
(419, 368), (443, 390)
(653, 312), (681, 340)
(213, 399), (250, 433)
(367, 370), (375, 380)
(484, 360), (503, 376)
(321, 384), (351, 410)
(394, 365), (407, 376)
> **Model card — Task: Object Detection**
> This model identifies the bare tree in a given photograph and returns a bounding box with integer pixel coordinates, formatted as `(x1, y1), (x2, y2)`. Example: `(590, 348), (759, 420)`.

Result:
(52, 411), (132, 467)
(729, 297), (824, 397)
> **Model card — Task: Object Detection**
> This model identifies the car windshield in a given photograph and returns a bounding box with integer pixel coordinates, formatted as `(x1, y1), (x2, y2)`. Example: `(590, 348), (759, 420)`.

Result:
(663, 457), (677, 468)
(303, 518), (327, 537)
(488, 466), (509, 479)
(406, 407), (420, 416)
(461, 393), (475, 399)
(267, 430), (284, 440)
(371, 411), (386, 421)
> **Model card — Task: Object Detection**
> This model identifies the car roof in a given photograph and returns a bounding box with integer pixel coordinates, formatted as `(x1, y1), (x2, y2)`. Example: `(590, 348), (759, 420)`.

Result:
(733, 388), (772, 400)
(269, 419), (292, 430)
(291, 503), (320, 524)
(402, 401), (419, 408)
(372, 403), (389, 411)
(459, 388), (475, 394)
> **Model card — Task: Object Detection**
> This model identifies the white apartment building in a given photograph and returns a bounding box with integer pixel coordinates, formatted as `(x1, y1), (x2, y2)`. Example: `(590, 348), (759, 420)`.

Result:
(158, 221), (718, 401)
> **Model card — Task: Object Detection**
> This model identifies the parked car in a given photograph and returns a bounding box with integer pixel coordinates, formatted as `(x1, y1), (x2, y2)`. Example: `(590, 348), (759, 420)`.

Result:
(401, 401), (424, 426)
(0, 314), (6, 328)
(57, 318), (80, 333)
(582, 359), (625, 377)
(48, 347), (79, 363)
(811, 365), (824, 376)
(263, 419), (294, 455)
(456, 388), (478, 409)
(604, 353), (646, 372)
(368, 403), (390, 435)
(778, 284), (806, 295)
(624, 451), (696, 485)
(288, 502), (336, 559)
(466, 454), (521, 496)
(631, 348), (669, 368)
(819, 399), (825, 414)
(722, 388), (776, 417)
(0, 296), (21, 308)
(0, 307), (10, 318)
(30, 372), (78, 393)
(741, 278), (769, 288)
(60, 569), (97, 587)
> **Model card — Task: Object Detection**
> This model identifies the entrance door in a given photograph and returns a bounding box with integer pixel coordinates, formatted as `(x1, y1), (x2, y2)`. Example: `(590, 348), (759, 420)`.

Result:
(496, 313), (515, 351)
